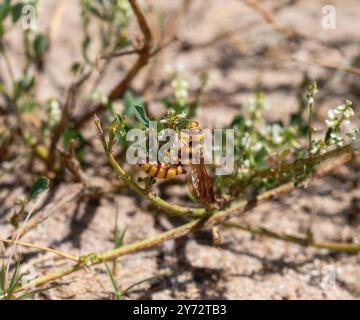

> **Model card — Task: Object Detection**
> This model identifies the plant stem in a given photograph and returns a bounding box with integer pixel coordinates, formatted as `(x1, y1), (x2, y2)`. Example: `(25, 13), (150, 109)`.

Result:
(0, 239), (78, 262)
(107, 152), (205, 217)
(308, 103), (313, 158)
(248, 142), (355, 182)
(223, 221), (360, 253)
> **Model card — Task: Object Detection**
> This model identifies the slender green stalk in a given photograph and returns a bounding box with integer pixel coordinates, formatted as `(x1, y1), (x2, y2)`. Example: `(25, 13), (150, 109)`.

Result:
(248, 142), (354, 181)
(308, 104), (313, 158)
(223, 222), (360, 253)
(0, 239), (78, 262)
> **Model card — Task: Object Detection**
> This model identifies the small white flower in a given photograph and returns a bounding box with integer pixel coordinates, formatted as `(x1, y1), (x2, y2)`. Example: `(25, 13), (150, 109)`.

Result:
(272, 124), (283, 144)
(176, 90), (188, 100)
(243, 159), (250, 168)
(47, 99), (61, 126)
(336, 104), (346, 112)
(175, 62), (185, 73)
(166, 63), (185, 76)
(165, 64), (174, 75)
(327, 109), (336, 120)
(178, 112), (187, 119)
(245, 119), (253, 127)
(343, 107), (355, 119)
(251, 142), (263, 152)
(325, 119), (335, 127)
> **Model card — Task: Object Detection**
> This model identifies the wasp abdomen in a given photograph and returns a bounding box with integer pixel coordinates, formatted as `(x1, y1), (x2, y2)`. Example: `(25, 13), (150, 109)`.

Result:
(138, 163), (186, 179)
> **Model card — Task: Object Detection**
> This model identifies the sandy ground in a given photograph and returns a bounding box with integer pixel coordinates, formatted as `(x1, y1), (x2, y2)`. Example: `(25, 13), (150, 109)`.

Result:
(1, 0), (360, 299)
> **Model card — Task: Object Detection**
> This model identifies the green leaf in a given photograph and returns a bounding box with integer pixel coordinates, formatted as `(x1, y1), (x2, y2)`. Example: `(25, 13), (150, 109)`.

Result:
(279, 148), (291, 161)
(11, 3), (24, 23)
(176, 118), (189, 130)
(253, 146), (268, 165)
(19, 74), (35, 90)
(131, 104), (149, 127)
(121, 275), (159, 298)
(109, 114), (127, 144)
(104, 263), (122, 300)
(34, 34), (49, 58)
(71, 62), (82, 74)
(87, 4), (107, 20)
(30, 176), (49, 198)
(7, 261), (22, 295)
(63, 128), (85, 160)
(123, 90), (143, 116)
(230, 115), (247, 131)
(0, 262), (6, 294)
(16, 281), (71, 300)
(0, 0), (10, 22)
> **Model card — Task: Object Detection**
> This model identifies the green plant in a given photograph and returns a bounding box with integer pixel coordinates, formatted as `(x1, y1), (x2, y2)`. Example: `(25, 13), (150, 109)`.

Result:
(104, 262), (159, 300)
(1, 0), (360, 300)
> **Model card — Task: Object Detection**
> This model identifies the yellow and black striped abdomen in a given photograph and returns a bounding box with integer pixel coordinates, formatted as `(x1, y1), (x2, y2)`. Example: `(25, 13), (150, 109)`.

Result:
(138, 163), (186, 179)
(179, 127), (205, 165)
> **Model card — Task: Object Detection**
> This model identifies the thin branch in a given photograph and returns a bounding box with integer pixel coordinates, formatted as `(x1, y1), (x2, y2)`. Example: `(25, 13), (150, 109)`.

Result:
(73, 0), (153, 129)
(243, 0), (297, 38)
(246, 143), (356, 184)
(1, 239), (78, 262)
(58, 138), (120, 198)
(47, 72), (91, 172)
(223, 221), (360, 253)
(100, 48), (142, 59)
(280, 56), (360, 76)
(58, 140), (89, 185)
(46, 86), (76, 172)
(11, 185), (83, 241)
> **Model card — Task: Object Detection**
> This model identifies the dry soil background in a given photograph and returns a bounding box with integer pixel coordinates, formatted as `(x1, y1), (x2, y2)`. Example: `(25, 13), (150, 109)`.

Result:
(1, 0), (360, 299)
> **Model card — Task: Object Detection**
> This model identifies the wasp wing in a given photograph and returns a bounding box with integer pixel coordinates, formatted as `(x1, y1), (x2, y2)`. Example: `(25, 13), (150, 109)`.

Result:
(188, 159), (216, 205)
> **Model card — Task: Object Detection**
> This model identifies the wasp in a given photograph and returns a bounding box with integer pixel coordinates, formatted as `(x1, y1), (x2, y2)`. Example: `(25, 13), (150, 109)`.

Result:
(138, 121), (216, 205)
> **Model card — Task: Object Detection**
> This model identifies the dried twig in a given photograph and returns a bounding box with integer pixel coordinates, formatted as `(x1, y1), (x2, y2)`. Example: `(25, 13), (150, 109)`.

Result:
(46, 86), (76, 172)
(58, 140), (89, 185)
(280, 56), (360, 76)
(243, 0), (298, 38)
(47, 72), (91, 172)
(11, 185), (83, 241)
(1, 239), (78, 262)
(73, 0), (153, 129)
